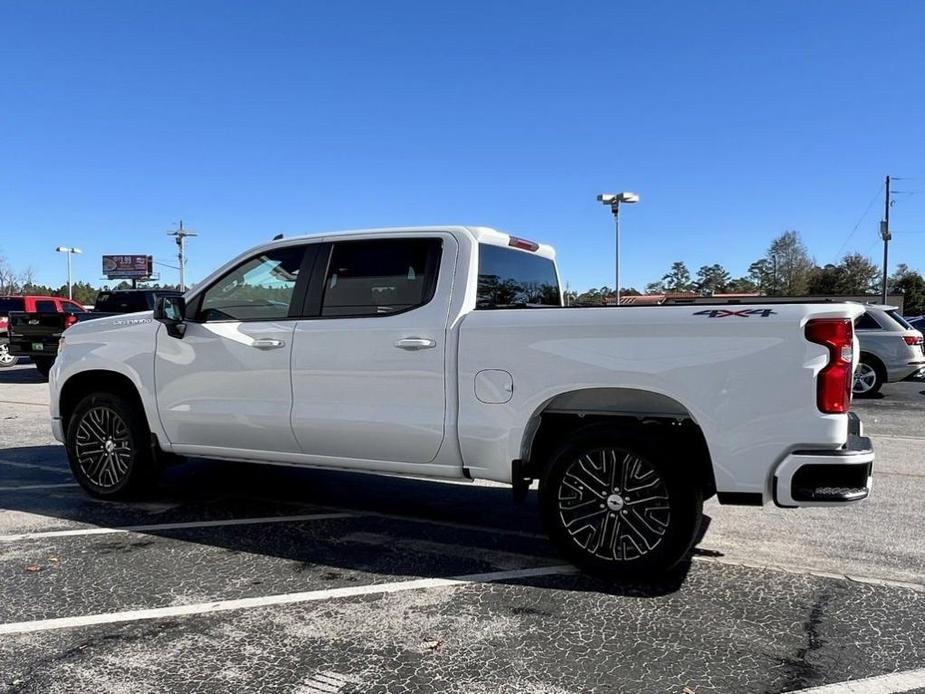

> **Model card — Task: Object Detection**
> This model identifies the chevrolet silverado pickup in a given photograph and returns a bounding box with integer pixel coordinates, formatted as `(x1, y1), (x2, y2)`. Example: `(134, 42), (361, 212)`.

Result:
(48, 226), (874, 578)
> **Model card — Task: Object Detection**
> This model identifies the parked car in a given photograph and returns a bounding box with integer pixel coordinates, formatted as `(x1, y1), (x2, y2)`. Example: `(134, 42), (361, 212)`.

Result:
(49, 226), (874, 579)
(852, 305), (925, 396)
(8, 288), (182, 377)
(908, 316), (925, 334)
(0, 295), (86, 369)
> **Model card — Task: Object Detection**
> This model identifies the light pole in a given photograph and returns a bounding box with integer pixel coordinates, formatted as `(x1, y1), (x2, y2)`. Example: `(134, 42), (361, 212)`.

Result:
(167, 220), (197, 292)
(55, 246), (83, 300)
(597, 192), (639, 306)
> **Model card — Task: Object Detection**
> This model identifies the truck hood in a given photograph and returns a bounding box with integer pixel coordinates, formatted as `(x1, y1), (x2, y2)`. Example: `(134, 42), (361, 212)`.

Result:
(66, 310), (156, 337)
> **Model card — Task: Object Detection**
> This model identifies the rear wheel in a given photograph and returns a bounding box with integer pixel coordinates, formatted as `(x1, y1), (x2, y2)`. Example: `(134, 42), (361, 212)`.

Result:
(0, 341), (18, 368)
(65, 392), (155, 498)
(853, 357), (884, 397)
(539, 429), (702, 579)
(33, 356), (54, 379)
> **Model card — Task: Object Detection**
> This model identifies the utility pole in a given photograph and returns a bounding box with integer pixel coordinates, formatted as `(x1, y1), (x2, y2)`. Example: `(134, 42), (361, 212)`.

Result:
(167, 220), (197, 292)
(880, 176), (892, 304)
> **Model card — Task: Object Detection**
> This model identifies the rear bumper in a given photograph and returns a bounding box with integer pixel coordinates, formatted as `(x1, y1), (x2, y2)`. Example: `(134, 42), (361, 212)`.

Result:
(8, 338), (59, 358)
(774, 414), (874, 507)
(888, 359), (925, 382)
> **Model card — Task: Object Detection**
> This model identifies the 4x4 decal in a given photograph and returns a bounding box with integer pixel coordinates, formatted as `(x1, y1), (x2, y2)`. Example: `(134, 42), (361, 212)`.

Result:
(693, 308), (777, 318)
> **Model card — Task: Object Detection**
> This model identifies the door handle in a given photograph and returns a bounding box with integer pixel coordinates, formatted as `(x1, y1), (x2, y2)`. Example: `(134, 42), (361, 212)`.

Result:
(394, 337), (437, 350)
(251, 338), (286, 350)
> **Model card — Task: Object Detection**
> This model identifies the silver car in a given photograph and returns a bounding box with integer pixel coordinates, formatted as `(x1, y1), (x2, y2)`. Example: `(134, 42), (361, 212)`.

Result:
(853, 305), (925, 396)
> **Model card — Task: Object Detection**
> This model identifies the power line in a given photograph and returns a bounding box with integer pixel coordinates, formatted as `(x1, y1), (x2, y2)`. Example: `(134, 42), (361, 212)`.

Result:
(833, 183), (884, 261)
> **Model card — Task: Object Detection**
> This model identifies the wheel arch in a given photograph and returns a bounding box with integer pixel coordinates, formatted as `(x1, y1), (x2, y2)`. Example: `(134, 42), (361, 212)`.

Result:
(59, 370), (148, 435)
(520, 387), (716, 499)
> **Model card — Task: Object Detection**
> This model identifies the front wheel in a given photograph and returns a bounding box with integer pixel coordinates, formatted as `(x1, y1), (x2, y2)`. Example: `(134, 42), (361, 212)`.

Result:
(65, 392), (155, 498)
(0, 341), (19, 368)
(539, 429), (703, 579)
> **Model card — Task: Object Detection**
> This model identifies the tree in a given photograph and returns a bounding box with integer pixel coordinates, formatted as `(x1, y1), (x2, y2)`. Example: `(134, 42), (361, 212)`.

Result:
(836, 253), (880, 294)
(765, 230), (814, 295)
(807, 264), (841, 295)
(807, 254), (880, 295)
(747, 259), (773, 293)
(893, 269), (925, 316)
(661, 261), (693, 292)
(726, 276), (759, 294)
(695, 264), (731, 295)
(644, 281), (665, 294)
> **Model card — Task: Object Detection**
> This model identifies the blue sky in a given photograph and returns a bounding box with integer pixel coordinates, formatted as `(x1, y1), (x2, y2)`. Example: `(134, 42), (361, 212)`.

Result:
(1, 0), (923, 292)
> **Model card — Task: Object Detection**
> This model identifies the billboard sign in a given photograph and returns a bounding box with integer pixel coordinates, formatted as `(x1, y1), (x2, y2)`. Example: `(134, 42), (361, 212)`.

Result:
(102, 255), (153, 279)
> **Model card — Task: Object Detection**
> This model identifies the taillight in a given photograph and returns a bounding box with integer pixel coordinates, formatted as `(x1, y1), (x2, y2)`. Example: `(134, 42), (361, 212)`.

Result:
(903, 335), (923, 346)
(805, 318), (853, 414)
(64, 314), (78, 329)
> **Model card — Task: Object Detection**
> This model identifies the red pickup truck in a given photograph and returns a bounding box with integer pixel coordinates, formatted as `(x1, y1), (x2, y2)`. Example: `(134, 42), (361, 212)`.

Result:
(0, 295), (87, 368)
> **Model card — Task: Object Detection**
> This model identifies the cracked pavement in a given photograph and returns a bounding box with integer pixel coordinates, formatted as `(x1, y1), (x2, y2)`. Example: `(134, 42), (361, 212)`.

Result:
(1, 365), (924, 693)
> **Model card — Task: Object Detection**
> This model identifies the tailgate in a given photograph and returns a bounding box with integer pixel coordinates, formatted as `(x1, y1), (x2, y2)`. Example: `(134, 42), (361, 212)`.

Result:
(8, 312), (65, 356)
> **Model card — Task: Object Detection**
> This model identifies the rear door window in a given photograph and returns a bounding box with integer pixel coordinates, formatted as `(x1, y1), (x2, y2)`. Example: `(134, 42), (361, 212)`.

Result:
(35, 300), (57, 313)
(476, 244), (561, 308)
(320, 238), (442, 317)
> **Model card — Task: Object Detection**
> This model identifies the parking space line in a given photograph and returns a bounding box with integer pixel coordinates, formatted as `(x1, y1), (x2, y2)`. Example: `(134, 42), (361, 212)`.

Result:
(0, 400), (48, 407)
(0, 564), (575, 635)
(0, 482), (79, 491)
(0, 512), (357, 542)
(789, 667), (925, 693)
(0, 459), (70, 474)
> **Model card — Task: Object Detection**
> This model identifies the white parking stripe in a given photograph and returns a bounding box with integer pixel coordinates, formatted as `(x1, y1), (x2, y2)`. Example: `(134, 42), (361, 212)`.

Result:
(0, 458), (69, 474)
(0, 564), (575, 635)
(789, 667), (925, 693)
(0, 482), (79, 491)
(0, 512), (357, 542)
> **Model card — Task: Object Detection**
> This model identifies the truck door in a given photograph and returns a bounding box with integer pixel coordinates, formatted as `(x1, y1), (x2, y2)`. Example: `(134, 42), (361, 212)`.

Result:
(290, 234), (455, 464)
(155, 244), (312, 454)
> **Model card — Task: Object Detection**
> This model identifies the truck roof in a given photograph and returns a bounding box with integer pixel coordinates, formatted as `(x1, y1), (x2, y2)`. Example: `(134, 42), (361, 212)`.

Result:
(265, 226), (557, 261)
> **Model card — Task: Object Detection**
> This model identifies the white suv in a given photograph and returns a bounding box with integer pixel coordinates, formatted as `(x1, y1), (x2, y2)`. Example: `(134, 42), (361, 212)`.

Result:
(853, 305), (925, 396)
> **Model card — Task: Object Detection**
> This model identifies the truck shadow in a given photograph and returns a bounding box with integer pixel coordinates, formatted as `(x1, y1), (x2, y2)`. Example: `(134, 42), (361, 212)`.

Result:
(0, 364), (42, 384)
(0, 445), (702, 597)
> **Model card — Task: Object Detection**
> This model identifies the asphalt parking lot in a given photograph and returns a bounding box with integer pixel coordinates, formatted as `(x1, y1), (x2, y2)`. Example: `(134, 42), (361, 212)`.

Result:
(1, 364), (924, 693)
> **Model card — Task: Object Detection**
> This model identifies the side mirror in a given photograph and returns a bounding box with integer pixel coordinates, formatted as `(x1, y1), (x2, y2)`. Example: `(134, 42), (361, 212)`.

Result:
(154, 296), (187, 339)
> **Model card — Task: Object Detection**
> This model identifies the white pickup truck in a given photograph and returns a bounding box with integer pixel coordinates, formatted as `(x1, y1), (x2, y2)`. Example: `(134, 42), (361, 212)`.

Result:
(49, 226), (874, 578)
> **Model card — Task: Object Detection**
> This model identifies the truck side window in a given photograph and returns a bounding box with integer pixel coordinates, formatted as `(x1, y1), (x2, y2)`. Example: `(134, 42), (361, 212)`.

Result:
(198, 246), (306, 322)
(62, 302), (85, 314)
(320, 238), (442, 317)
(36, 300), (56, 312)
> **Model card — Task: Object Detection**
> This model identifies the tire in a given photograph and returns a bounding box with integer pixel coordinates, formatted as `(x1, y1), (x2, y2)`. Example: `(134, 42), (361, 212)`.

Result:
(0, 341), (19, 368)
(853, 356), (884, 397)
(65, 392), (155, 498)
(539, 428), (703, 579)
(33, 356), (54, 379)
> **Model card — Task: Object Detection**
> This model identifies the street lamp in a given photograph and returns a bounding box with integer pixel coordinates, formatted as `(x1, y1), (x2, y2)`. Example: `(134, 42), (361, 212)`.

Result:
(597, 192), (639, 306)
(56, 246), (83, 300)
